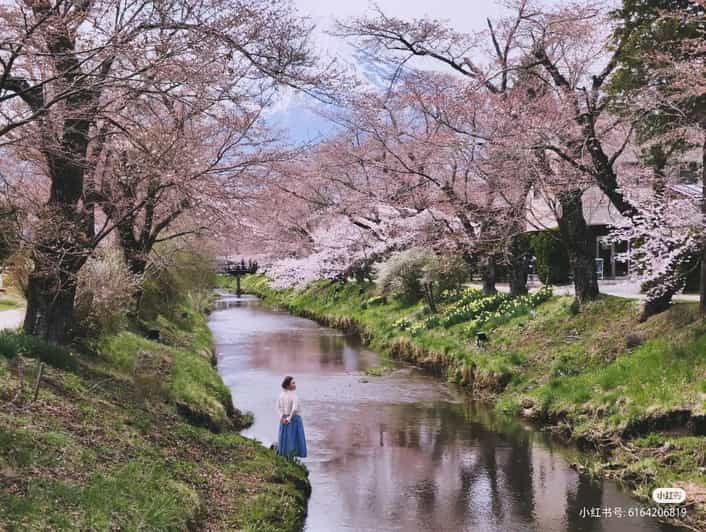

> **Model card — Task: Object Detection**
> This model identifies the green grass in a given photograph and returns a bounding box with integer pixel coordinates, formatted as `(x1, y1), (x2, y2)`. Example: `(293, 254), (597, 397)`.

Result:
(95, 310), (237, 433)
(169, 342), (234, 428)
(96, 329), (153, 374)
(0, 299), (19, 310)
(0, 330), (78, 371)
(534, 328), (706, 432)
(1, 460), (200, 530)
(0, 355), (309, 531)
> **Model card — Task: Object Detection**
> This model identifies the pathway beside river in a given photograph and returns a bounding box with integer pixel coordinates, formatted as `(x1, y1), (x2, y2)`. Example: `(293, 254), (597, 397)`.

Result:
(0, 308), (24, 330)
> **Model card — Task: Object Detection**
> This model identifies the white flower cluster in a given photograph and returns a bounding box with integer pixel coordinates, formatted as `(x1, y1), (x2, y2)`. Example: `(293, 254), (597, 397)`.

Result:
(608, 192), (702, 302)
(266, 208), (436, 288)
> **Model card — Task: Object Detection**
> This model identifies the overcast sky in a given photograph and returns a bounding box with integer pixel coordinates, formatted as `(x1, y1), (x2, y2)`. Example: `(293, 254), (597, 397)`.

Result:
(295, 0), (503, 53)
(270, 1), (506, 143)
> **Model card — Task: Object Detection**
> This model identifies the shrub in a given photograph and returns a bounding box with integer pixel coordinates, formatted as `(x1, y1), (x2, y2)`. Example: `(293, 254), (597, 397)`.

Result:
(74, 247), (141, 337)
(529, 230), (570, 284)
(0, 330), (77, 371)
(373, 248), (431, 303)
(373, 249), (468, 306)
(424, 254), (469, 294)
(139, 250), (217, 322)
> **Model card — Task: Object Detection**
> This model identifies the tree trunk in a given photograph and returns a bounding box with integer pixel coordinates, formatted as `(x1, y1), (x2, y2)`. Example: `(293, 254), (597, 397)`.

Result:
(507, 235), (529, 297)
(641, 283), (685, 321)
(125, 252), (148, 277)
(23, 97), (94, 341)
(23, 205), (90, 342)
(556, 190), (599, 304)
(700, 131), (706, 314)
(116, 219), (149, 276)
(640, 248), (696, 321)
(423, 282), (437, 313)
(23, 271), (78, 343)
(122, 241), (148, 303)
(508, 261), (529, 296)
(572, 247), (599, 304)
(480, 255), (497, 295)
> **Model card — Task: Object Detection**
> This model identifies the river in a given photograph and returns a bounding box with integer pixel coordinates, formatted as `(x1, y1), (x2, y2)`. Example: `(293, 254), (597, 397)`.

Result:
(210, 293), (684, 532)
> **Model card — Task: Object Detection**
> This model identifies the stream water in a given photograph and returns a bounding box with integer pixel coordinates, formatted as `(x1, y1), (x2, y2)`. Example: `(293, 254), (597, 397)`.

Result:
(210, 294), (684, 532)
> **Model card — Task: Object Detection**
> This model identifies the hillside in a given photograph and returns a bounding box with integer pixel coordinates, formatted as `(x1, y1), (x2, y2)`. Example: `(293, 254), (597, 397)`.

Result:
(0, 298), (309, 531)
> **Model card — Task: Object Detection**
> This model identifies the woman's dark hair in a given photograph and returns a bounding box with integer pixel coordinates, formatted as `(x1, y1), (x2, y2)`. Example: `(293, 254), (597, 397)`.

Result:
(281, 376), (294, 390)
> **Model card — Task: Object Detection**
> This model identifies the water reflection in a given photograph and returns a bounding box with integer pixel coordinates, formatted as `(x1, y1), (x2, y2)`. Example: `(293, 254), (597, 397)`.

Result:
(211, 296), (684, 532)
(211, 296), (379, 374)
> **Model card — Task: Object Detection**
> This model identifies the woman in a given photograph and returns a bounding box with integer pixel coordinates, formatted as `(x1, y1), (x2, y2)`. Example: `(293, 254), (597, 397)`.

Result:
(276, 375), (307, 458)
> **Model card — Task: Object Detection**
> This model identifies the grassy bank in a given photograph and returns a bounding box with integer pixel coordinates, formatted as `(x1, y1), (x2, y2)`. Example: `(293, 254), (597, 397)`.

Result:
(0, 284), (309, 530)
(240, 274), (706, 529)
(0, 285), (25, 311)
(0, 299), (19, 311)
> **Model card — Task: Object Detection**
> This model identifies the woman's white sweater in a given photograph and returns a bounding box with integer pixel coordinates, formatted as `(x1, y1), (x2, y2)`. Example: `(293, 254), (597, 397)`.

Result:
(277, 389), (300, 420)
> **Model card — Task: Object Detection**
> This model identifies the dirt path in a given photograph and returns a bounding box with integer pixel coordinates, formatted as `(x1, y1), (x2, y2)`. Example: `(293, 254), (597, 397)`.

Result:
(0, 309), (24, 330)
(467, 281), (700, 302)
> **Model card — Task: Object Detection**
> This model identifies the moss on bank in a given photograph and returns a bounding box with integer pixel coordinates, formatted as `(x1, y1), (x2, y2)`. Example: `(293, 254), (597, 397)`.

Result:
(0, 291), (309, 530)
(239, 274), (706, 529)
(93, 307), (239, 433)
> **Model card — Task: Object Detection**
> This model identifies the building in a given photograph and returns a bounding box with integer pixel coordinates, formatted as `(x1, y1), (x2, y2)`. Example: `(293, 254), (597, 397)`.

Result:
(525, 182), (702, 281)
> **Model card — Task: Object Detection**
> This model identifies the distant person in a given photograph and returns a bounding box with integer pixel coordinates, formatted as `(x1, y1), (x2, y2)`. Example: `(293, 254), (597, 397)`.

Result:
(276, 376), (307, 458)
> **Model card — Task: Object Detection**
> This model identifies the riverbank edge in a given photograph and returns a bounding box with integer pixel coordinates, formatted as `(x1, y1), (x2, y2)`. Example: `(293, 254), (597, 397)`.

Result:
(237, 275), (705, 531)
(204, 291), (313, 529)
(200, 294), (312, 529)
(0, 291), (311, 530)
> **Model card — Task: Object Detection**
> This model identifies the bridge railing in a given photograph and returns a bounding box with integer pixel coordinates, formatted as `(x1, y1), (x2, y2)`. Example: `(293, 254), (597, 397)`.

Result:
(219, 259), (259, 276)
(218, 259), (259, 296)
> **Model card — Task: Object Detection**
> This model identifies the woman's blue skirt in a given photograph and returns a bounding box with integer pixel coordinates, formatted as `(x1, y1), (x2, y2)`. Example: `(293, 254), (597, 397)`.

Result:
(277, 415), (307, 458)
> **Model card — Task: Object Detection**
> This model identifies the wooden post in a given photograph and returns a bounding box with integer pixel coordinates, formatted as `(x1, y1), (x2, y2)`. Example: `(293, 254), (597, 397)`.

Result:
(11, 357), (24, 403)
(236, 275), (241, 297)
(32, 361), (44, 402)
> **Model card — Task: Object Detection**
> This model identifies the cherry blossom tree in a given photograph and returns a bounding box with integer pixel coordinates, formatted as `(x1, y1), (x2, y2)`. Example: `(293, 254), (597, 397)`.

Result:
(265, 208), (435, 288)
(0, 0), (339, 341)
(331, 83), (505, 291)
(236, 136), (450, 287)
(93, 100), (284, 277)
(610, 0), (706, 313)
(336, 0), (655, 305)
(336, 4), (541, 296)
